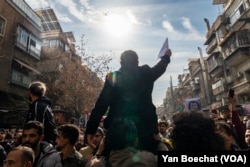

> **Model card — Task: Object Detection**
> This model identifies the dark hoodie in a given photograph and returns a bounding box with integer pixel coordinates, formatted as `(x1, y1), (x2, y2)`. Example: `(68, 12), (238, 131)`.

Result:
(26, 96), (58, 146)
(34, 141), (62, 167)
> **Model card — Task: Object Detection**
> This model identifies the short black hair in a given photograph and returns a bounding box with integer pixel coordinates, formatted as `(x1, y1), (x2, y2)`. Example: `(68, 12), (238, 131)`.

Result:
(120, 50), (138, 69)
(23, 121), (44, 136)
(58, 124), (80, 145)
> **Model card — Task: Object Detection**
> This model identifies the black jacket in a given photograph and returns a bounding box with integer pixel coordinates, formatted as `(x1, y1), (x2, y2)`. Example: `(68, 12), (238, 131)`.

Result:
(34, 141), (62, 167)
(86, 56), (170, 153)
(26, 97), (57, 145)
(59, 147), (86, 167)
(0, 145), (6, 167)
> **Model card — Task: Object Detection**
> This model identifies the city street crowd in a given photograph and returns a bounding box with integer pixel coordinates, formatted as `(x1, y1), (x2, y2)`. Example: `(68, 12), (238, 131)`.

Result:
(1, 48), (250, 167)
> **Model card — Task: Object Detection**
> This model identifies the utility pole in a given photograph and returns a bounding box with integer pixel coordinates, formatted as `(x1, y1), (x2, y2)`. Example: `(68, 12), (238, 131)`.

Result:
(170, 76), (175, 112)
(198, 47), (211, 105)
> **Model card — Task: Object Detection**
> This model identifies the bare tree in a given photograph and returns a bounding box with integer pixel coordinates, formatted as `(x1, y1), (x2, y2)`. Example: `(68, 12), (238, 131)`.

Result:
(77, 34), (113, 80)
(39, 35), (112, 117)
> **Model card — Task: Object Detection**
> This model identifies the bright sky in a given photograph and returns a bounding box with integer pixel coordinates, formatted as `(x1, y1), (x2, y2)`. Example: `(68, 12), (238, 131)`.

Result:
(25, 0), (222, 106)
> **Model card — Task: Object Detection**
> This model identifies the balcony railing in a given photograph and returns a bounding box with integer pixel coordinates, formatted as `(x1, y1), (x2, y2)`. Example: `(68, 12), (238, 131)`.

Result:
(208, 59), (222, 73)
(8, 0), (41, 28)
(221, 29), (250, 58)
(206, 38), (217, 54)
(212, 79), (225, 95)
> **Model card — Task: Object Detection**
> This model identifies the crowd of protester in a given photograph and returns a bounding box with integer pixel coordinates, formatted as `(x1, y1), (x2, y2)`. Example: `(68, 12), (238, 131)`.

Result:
(1, 48), (250, 167)
(0, 100), (250, 167)
(0, 105), (250, 167)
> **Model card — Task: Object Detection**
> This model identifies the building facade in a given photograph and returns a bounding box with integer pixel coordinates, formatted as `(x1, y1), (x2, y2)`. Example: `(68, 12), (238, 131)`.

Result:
(163, 0), (250, 117)
(0, 1), (103, 128)
(0, 0), (41, 111)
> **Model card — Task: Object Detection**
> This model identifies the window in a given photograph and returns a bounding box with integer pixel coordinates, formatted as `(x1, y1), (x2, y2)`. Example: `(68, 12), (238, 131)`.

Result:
(50, 39), (58, 48)
(230, 2), (245, 25)
(16, 26), (28, 50)
(59, 41), (65, 50)
(15, 25), (41, 59)
(29, 34), (41, 57)
(11, 69), (31, 87)
(0, 16), (6, 37)
(42, 39), (50, 47)
(217, 26), (228, 42)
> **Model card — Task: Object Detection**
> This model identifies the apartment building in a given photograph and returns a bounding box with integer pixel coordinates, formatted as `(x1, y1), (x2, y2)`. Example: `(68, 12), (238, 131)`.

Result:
(205, 0), (250, 114)
(163, 0), (250, 116)
(0, 0), (41, 111)
(0, 0), (42, 127)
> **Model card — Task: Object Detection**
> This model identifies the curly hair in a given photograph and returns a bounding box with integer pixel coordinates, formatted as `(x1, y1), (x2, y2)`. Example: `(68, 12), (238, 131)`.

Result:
(170, 112), (225, 150)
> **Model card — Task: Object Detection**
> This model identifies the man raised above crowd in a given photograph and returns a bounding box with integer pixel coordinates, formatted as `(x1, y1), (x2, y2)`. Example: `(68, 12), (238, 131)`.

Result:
(26, 81), (57, 146)
(86, 48), (172, 155)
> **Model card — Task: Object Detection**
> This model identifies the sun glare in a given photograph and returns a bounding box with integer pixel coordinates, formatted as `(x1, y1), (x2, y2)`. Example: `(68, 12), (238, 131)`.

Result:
(103, 14), (132, 38)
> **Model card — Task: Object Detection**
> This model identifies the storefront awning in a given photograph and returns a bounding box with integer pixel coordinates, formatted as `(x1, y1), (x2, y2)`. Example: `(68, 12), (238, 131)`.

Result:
(14, 58), (41, 74)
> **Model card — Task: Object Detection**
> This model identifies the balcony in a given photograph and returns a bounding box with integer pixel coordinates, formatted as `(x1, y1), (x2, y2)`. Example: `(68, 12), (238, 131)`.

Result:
(205, 14), (229, 45)
(206, 38), (217, 54)
(7, 0), (41, 28)
(207, 56), (223, 78)
(233, 81), (250, 95)
(212, 86), (225, 96)
(220, 29), (250, 66)
(212, 79), (226, 96)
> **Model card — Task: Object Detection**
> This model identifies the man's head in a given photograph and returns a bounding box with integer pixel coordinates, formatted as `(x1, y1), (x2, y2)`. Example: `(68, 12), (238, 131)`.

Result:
(75, 133), (85, 151)
(243, 115), (250, 127)
(0, 128), (5, 141)
(93, 127), (104, 146)
(170, 112), (225, 150)
(120, 50), (138, 70)
(158, 120), (168, 135)
(29, 81), (47, 98)
(14, 132), (23, 147)
(4, 146), (34, 167)
(56, 124), (80, 150)
(22, 121), (44, 150)
(245, 128), (250, 148)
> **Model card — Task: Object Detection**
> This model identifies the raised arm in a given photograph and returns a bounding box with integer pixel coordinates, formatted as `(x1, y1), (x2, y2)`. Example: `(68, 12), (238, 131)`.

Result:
(228, 93), (247, 149)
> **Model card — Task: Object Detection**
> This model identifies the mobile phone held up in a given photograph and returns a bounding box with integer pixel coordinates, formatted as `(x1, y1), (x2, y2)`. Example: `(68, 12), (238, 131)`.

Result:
(228, 89), (234, 98)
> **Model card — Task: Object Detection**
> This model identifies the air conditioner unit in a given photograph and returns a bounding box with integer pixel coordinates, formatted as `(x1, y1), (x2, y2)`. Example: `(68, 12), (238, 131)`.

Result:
(234, 72), (242, 78)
